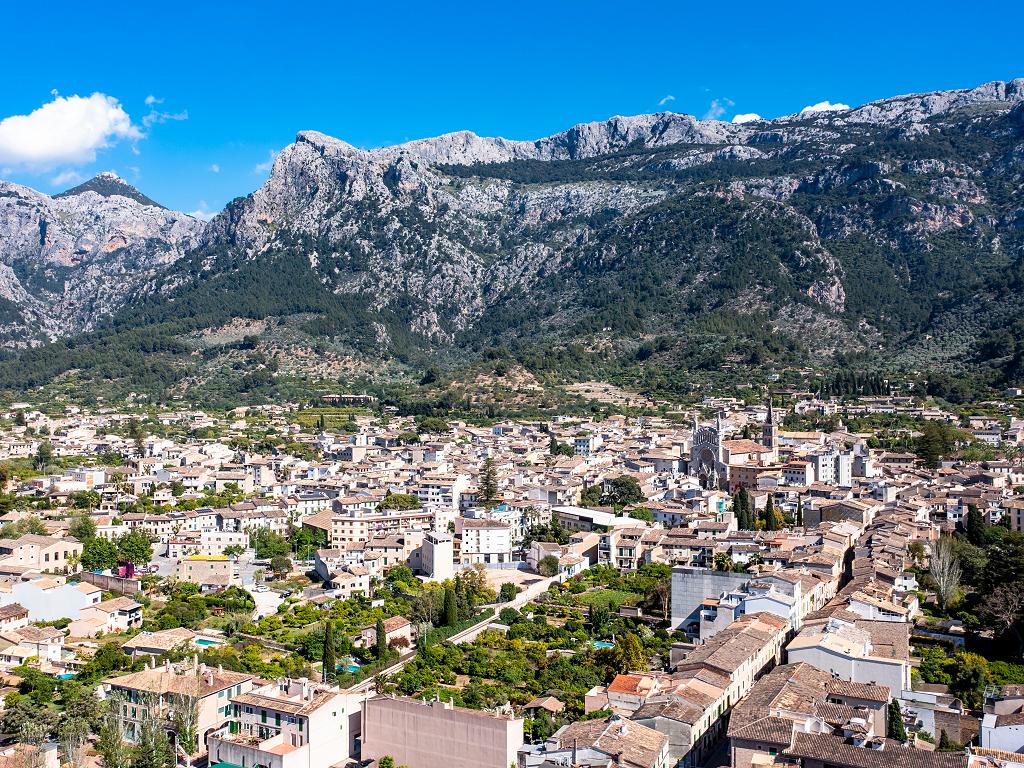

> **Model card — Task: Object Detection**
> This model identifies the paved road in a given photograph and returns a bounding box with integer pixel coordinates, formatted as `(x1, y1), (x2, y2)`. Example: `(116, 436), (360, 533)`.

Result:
(246, 584), (284, 620)
(698, 734), (730, 768)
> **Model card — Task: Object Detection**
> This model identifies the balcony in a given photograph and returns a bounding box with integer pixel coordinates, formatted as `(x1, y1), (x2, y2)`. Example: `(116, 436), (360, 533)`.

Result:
(208, 727), (304, 768)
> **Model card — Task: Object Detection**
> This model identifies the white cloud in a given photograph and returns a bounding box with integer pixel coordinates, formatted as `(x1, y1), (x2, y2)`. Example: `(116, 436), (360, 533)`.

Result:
(732, 113), (762, 124)
(0, 92), (142, 171)
(144, 95), (163, 106)
(50, 169), (83, 188)
(142, 107), (188, 129)
(800, 100), (850, 115)
(187, 200), (218, 222)
(658, 94), (676, 107)
(127, 165), (141, 179)
(254, 149), (279, 173)
(702, 97), (734, 121)
(210, 163), (220, 173)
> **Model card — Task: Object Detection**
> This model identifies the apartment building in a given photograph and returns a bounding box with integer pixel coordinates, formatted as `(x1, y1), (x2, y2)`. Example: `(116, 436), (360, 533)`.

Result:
(786, 615), (912, 695)
(69, 596), (142, 637)
(207, 678), (364, 768)
(0, 624), (64, 666)
(0, 603), (28, 632)
(174, 556), (240, 590)
(0, 576), (101, 621)
(727, 662), (890, 768)
(322, 507), (434, 547)
(421, 531), (455, 580)
(102, 661), (256, 760)
(0, 534), (83, 575)
(455, 518), (513, 565)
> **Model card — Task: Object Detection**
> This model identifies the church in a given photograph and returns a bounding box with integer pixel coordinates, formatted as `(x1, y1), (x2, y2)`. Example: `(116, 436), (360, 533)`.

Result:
(688, 399), (779, 490)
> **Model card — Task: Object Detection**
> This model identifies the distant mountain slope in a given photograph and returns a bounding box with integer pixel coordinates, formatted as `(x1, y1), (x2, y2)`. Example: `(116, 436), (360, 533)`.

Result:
(0, 78), (1023, 399)
(0, 174), (202, 344)
(54, 171), (165, 208)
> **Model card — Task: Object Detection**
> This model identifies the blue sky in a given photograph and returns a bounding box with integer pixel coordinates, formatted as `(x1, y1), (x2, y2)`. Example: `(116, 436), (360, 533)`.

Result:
(2, 0), (1022, 216)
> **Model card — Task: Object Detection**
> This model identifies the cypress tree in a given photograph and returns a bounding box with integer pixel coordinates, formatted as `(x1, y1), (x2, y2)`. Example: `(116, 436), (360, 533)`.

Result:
(763, 495), (780, 531)
(737, 487), (751, 530)
(966, 504), (986, 546)
(322, 621), (336, 682)
(887, 700), (907, 741)
(375, 617), (387, 659)
(443, 585), (457, 627)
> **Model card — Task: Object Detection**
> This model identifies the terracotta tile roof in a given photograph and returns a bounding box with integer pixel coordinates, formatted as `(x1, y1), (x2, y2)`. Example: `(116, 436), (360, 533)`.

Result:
(787, 732), (967, 768)
(553, 717), (667, 768)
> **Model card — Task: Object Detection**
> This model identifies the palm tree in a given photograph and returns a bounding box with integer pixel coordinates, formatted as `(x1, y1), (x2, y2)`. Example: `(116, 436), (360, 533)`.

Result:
(373, 673), (392, 695)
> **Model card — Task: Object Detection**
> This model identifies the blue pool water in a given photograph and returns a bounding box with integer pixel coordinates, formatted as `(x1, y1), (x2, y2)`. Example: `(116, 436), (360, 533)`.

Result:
(57, 673), (75, 680)
(195, 638), (220, 647)
(336, 662), (361, 673)
(590, 640), (614, 649)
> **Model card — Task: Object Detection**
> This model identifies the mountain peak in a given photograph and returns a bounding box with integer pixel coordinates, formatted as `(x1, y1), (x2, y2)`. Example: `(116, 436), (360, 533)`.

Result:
(54, 172), (164, 209)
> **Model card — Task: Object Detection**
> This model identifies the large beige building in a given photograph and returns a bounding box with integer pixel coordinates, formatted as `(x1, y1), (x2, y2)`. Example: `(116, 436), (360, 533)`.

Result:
(175, 555), (240, 589)
(0, 534), (83, 576)
(361, 696), (523, 768)
(102, 661), (256, 761)
(207, 678), (364, 768)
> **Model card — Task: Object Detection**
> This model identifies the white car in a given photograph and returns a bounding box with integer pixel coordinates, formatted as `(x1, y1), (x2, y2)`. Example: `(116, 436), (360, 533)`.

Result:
(254, 585), (269, 593)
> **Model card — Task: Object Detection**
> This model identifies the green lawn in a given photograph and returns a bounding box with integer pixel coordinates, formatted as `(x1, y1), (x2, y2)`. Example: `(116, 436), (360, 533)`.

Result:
(573, 589), (638, 611)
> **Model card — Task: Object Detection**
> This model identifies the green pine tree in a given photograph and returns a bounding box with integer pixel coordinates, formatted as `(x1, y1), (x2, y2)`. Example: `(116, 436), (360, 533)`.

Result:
(480, 458), (499, 508)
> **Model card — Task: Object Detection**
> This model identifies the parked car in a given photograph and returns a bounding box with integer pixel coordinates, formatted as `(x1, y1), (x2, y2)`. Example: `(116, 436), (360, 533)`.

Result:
(254, 585), (269, 593)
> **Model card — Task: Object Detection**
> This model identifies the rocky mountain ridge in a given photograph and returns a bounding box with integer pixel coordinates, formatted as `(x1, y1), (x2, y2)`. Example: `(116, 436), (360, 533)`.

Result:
(186, 78), (1023, 345)
(1, 77), (1023, 398)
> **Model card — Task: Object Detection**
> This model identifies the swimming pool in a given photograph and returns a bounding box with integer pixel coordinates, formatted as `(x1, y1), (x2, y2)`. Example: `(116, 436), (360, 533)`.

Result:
(57, 673), (75, 680)
(336, 661), (361, 673)
(195, 638), (220, 647)
(589, 640), (614, 649)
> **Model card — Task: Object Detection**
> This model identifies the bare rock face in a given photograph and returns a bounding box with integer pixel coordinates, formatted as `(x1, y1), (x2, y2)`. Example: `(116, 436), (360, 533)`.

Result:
(0, 174), (203, 344)
(181, 78), (1024, 351)
(841, 78), (1024, 124)
(2, 78), (1024, 367)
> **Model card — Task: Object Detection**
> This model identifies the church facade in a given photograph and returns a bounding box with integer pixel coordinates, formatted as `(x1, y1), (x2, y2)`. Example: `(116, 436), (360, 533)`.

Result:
(688, 399), (780, 490)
